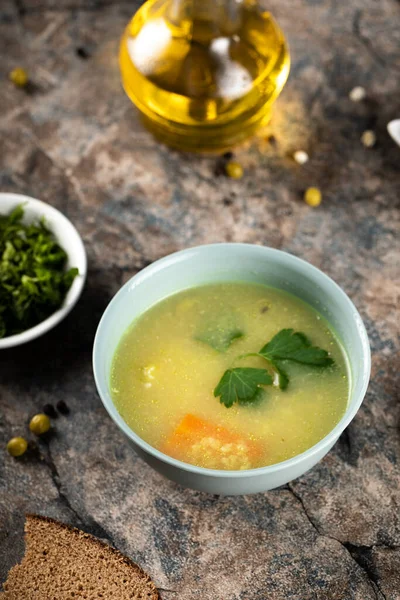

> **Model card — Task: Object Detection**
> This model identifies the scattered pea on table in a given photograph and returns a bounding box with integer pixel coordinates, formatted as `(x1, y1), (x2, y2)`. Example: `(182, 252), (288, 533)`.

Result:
(225, 161), (244, 179)
(304, 187), (322, 207)
(293, 150), (309, 165)
(29, 414), (51, 435)
(7, 437), (28, 457)
(9, 67), (28, 87)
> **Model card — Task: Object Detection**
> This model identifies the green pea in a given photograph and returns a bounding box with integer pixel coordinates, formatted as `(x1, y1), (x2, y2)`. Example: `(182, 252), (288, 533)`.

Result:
(29, 414), (51, 435)
(7, 437), (28, 457)
(225, 161), (244, 179)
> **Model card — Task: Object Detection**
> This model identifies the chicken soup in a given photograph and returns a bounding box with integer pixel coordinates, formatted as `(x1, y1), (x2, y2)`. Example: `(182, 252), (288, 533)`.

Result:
(110, 283), (349, 470)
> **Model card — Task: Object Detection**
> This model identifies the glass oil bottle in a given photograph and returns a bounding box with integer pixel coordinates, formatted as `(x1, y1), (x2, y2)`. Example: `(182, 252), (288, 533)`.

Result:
(119, 0), (290, 151)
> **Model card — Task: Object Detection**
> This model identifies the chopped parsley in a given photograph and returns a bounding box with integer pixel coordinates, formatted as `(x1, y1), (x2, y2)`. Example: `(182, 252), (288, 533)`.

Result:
(0, 204), (78, 338)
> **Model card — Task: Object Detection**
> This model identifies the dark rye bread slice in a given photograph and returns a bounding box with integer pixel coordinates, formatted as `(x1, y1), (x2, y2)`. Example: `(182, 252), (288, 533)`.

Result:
(0, 514), (159, 600)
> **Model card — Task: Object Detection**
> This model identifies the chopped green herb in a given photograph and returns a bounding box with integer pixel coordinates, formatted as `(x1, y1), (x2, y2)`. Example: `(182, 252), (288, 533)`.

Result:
(214, 328), (334, 406)
(0, 204), (78, 338)
(197, 328), (243, 353)
(214, 368), (273, 408)
(195, 312), (244, 352)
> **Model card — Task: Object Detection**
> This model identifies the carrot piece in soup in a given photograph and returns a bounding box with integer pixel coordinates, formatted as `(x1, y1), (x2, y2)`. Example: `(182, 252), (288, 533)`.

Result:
(162, 414), (262, 470)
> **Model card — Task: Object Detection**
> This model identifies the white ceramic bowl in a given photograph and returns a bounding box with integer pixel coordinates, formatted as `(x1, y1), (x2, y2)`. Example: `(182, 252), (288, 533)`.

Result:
(0, 193), (87, 349)
(93, 244), (370, 495)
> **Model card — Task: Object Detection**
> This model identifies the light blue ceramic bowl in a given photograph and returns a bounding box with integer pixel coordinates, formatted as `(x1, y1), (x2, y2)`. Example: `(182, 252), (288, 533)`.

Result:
(93, 244), (370, 495)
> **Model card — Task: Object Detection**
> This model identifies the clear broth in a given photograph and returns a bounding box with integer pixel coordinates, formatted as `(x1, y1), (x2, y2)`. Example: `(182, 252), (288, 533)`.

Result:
(111, 283), (349, 470)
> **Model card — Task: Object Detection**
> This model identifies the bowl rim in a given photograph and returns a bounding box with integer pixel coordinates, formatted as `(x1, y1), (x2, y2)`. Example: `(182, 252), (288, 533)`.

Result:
(93, 243), (371, 479)
(0, 192), (87, 349)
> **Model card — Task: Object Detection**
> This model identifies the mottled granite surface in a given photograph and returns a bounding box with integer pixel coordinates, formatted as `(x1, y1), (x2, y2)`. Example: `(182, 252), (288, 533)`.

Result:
(0, 0), (399, 598)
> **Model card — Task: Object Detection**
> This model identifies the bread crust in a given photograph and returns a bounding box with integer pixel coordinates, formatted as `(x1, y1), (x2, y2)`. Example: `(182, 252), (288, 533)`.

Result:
(1, 514), (160, 600)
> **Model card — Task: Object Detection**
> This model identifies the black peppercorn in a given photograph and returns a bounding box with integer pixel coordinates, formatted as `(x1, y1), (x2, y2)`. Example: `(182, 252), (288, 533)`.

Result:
(76, 46), (90, 59)
(43, 404), (57, 418)
(56, 400), (70, 415)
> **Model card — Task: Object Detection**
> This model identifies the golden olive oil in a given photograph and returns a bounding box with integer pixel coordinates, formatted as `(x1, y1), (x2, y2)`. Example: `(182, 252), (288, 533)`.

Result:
(119, 0), (290, 151)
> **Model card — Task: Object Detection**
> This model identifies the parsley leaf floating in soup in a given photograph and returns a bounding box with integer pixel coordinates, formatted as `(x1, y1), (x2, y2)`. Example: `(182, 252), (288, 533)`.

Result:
(257, 328), (334, 390)
(0, 204), (78, 338)
(195, 310), (244, 352)
(214, 329), (334, 406)
(259, 328), (334, 366)
(214, 368), (273, 408)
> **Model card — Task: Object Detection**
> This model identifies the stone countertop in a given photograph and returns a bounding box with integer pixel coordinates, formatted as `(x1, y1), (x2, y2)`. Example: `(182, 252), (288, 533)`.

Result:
(0, 0), (399, 598)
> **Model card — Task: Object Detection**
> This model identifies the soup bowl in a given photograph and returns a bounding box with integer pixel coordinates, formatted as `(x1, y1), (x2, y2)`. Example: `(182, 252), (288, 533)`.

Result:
(93, 244), (370, 495)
